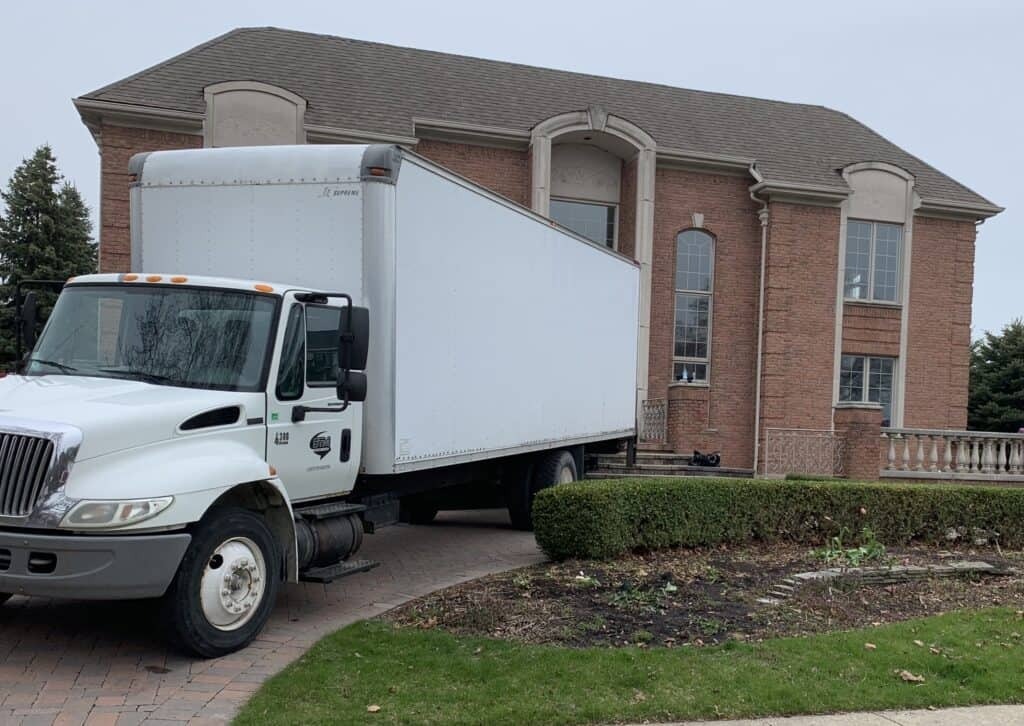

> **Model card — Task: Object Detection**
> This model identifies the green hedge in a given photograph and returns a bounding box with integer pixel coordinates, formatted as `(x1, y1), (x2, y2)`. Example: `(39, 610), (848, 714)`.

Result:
(532, 477), (1024, 560)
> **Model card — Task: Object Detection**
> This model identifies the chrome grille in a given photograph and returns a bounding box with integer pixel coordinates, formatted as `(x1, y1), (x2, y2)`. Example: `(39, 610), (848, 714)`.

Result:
(0, 433), (55, 517)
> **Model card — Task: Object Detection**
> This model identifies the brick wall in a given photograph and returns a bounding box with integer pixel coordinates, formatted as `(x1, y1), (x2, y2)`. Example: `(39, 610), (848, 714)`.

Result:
(618, 157), (637, 260)
(759, 203), (842, 441)
(650, 167), (762, 469)
(904, 216), (976, 429)
(99, 124), (202, 273)
(842, 302), (901, 358)
(414, 139), (530, 208)
(834, 403), (884, 480)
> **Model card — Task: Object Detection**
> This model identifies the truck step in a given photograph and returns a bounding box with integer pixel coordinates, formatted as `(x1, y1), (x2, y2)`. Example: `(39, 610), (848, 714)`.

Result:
(299, 558), (380, 583)
(293, 501), (367, 520)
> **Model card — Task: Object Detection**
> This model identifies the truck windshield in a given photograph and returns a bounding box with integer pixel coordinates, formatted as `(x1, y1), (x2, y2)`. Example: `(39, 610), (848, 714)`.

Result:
(25, 285), (279, 392)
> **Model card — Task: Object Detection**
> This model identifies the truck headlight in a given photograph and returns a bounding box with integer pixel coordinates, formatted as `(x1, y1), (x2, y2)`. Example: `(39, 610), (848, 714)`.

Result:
(61, 497), (173, 529)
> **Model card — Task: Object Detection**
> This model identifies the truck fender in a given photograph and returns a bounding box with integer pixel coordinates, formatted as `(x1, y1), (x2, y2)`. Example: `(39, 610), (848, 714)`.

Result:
(209, 478), (298, 583)
(66, 439), (299, 580)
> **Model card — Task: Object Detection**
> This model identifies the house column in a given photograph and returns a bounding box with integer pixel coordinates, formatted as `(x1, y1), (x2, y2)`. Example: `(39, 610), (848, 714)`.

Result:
(633, 146), (655, 405)
(529, 135), (552, 217)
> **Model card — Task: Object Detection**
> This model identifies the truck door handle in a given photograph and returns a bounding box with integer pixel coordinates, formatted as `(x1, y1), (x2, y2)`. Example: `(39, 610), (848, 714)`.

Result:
(340, 429), (352, 462)
(291, 403), (346, 423)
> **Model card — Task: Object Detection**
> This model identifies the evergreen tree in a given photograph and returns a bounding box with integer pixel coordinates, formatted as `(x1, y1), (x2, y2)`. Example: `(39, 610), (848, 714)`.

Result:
(0, 145), (97, 361)
(968, 319), (1024, 432)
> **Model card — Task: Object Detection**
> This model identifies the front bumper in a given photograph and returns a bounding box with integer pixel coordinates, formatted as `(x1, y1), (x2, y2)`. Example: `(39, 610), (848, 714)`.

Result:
(0, 529), (191, 600)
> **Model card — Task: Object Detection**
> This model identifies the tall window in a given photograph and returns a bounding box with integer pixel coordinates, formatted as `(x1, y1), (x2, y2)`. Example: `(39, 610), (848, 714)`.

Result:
(844, 220), (903, 302)
(673, 230), (713, 384)
(839, 355), (896, 426)
(550, 198), (617, 248)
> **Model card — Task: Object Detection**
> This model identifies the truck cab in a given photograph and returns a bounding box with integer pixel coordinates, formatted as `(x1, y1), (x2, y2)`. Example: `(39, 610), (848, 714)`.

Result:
(0, 273), (369, 655)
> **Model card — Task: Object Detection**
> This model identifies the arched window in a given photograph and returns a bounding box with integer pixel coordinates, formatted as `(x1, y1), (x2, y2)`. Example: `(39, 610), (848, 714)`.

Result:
(673, 229), (714, 384)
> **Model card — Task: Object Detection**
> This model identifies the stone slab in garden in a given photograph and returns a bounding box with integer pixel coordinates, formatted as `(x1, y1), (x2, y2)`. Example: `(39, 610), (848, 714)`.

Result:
(761, 560), (1014, 603)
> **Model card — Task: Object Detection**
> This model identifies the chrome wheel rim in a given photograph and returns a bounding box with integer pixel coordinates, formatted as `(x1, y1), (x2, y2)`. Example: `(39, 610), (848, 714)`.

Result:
(199, 536), (266, 631)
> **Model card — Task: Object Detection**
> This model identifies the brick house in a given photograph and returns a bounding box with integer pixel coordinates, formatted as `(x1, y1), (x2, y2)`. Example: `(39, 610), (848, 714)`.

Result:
(74, 27), (1002, 475)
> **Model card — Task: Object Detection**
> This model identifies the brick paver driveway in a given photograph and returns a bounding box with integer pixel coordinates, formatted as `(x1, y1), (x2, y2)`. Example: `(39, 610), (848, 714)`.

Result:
(0, 509), (543, 725)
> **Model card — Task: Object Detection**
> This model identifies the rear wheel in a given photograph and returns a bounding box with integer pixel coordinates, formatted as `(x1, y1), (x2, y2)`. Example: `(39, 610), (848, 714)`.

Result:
(506, 450), (577, 531)
(162, 507), (280, 658)
(401, 502), (439, 525)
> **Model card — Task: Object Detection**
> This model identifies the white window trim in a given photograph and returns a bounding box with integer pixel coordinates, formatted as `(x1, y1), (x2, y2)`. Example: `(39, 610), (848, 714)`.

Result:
(832, 162), (918, 430)
(549, 195), (619, 250)
(672, 230), (714, 386)
(838, 354), (897, 425)
(843, 219), (903, 305)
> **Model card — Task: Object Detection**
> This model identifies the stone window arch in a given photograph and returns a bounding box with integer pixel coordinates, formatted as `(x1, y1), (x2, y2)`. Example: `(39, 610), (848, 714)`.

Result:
(834, 160), (920, 428)
(204, 81), (307, 148)
(529, 106), (658, 404)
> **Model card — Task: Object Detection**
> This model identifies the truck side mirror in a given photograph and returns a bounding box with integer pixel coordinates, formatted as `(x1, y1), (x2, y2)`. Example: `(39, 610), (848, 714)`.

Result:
(20, 291), (38, 350)
(337, 306), (369, 371)
(337, 371), (367, 404)
(336, 305), (369, 405)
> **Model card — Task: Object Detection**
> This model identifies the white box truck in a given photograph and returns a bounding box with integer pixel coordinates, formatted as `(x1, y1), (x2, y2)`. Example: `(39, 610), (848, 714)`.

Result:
(0, 144), (638, 656)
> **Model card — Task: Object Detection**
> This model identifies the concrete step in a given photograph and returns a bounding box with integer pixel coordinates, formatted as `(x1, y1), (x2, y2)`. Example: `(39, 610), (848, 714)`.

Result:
(591, 452), (695, 467)
(637, 441), (673, 452)
(586, 465), (753, 479)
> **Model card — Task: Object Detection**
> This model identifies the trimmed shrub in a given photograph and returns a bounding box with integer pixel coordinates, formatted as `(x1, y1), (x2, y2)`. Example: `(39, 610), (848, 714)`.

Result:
(532, 477), (1024, 560)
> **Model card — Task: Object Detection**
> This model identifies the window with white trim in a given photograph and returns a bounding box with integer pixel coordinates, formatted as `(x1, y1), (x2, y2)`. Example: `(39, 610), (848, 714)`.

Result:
(844, 220), (903, 302)
(550, 198), (617, 248)
(673, 229), (713, 384)
(839, 355), (896, 426)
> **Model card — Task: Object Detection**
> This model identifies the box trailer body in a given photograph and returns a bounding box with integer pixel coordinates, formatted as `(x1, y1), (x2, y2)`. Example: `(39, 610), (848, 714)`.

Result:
(131, 145), (638, 475)
(0, 144), (639, 656)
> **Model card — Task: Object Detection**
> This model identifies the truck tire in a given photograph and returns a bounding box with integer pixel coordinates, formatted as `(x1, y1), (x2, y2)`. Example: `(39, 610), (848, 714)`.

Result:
(162, 507), (281, 658)
(507, 450), (577, 531)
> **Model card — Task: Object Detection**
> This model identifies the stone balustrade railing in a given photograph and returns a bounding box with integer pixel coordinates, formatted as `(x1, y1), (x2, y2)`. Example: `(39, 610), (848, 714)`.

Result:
(880, 428), (1024, 482)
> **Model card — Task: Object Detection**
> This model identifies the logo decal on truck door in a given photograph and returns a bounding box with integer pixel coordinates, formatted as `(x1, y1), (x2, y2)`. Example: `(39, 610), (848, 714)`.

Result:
(309, 431), (332, 459)
(274, 432), (289, 446)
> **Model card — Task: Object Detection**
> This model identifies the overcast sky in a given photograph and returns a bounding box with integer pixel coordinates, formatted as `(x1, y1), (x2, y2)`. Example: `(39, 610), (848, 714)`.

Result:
(2, 0), (1020, 337)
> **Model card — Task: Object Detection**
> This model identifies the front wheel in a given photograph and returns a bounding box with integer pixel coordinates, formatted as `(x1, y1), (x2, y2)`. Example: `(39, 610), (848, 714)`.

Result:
(162, 507), (281, 658)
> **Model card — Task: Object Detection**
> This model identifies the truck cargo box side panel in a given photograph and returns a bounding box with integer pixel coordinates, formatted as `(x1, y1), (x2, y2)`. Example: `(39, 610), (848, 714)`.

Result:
(390, 159), (639, 470)
(133, 146), (365, 298)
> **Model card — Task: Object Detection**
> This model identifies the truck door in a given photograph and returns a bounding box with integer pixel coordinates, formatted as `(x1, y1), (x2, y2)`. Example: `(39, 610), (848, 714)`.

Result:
(266, 295), (362, 502)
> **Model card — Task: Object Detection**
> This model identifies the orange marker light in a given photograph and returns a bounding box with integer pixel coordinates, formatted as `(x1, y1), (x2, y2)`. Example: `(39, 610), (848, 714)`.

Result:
(269, 465), (277, 476)
(146, 275), (162, 283)
(123, 274), (139, 282)
(254, 284), (274, 293)
(170, 276), (188, 283)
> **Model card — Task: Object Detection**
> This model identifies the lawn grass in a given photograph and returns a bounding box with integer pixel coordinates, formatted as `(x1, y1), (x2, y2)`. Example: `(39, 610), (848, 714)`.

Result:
(235, 608), (1024, 725)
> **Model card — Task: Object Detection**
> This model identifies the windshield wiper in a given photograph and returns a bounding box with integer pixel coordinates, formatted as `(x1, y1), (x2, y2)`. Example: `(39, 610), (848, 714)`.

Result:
(27, 358), (78, 374)
(96, 368), (175, 385)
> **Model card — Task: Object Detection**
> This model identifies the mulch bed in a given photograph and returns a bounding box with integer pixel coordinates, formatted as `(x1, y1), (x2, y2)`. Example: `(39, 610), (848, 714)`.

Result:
(385, 543), (1024, 648)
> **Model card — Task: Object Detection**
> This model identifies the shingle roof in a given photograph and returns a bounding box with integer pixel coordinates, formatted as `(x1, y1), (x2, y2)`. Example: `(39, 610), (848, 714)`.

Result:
(80, 26), (997, 210)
